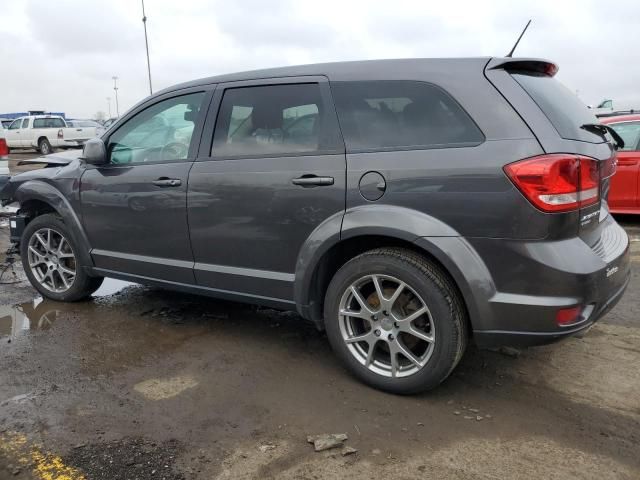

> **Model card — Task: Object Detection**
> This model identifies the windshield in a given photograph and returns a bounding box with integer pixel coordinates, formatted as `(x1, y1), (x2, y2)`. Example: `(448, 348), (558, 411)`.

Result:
(512, 72), (602, 143)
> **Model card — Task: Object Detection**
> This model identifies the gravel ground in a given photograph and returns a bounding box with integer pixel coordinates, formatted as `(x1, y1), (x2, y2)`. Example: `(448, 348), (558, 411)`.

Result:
(0, 205), (639, 479)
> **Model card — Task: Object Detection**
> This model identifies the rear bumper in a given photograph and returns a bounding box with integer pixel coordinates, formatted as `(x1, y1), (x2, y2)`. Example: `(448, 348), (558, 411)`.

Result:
(473, 271), (630, 348)
(423, 214), (631, 349)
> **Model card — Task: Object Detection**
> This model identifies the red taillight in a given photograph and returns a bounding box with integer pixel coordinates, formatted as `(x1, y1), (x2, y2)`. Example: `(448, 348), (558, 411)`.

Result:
(0, 138), (8, 158)
(504, 154), (600, 213)
(556, 306), (582, 326)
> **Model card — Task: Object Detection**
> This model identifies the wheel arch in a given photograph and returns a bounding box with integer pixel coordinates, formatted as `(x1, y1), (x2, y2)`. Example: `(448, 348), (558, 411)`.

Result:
(294, 206), (492, 331)
(15, 180), (93, 267)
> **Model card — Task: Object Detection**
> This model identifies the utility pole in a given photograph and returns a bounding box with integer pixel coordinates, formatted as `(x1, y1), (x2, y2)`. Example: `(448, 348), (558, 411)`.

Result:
(112, 76), (120, 117)
(142, 0), (153, 95)
(106, 97), (112, 118)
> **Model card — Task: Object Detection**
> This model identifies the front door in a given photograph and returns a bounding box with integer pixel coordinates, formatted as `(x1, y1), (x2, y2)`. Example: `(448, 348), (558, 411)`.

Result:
(188, 78), (346, 302)
(5, 119), (24, 148)
(608, 121), (640, 211)
(80, 90), (209, 284)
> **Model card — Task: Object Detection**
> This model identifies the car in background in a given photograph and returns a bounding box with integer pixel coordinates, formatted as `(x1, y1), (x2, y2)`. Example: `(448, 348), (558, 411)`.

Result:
(102, 117), (119, 129)
(67, 119), (106, 137)
(0, 129), (8, 182)
(4, 115), (98, 154)
(601, 114), (640, 214)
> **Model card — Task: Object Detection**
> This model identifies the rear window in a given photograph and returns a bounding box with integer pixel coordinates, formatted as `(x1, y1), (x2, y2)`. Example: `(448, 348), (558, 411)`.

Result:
(331, 81), (484, 152)
(511, 73), (602, 143)
(33, 118), (66, 128)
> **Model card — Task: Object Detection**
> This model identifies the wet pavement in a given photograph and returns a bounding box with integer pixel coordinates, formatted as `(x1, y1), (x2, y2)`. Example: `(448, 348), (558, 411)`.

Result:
(0, 220), (639, 479)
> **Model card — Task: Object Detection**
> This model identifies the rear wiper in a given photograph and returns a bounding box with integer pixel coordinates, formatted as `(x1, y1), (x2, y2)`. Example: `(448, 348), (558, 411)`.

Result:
(580, 123), (625, 150)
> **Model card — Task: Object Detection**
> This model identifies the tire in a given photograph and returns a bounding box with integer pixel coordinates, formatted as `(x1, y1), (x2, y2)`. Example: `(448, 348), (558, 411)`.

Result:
(20, 214), (104, 302)
(323, 247), (468, 394)
(38, 138), (53, 155)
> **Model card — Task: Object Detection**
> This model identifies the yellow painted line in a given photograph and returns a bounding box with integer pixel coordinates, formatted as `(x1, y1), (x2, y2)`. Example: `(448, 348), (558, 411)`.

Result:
(0, 432), (85, 480)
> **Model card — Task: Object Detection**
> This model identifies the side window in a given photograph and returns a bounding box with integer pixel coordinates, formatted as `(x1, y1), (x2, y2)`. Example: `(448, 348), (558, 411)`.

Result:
(609, 122), (640, 151)
(331, 81), (484, 151)
(107, 92), (205, 165)
(212, 83), (340, 157)
(22, 119), (30, 129)
(8, 120), (21, 130)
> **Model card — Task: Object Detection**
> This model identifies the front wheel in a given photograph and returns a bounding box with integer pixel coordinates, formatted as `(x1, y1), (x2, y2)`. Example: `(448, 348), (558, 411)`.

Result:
(324, 248), (468, 394)
(20, 214), (104, 301)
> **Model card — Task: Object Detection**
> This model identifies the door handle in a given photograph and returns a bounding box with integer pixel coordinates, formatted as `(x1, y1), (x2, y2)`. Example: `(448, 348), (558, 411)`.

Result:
(291, 175), (334, 187)
(152, 178), (182, 187)
(616, 158), (638, 166)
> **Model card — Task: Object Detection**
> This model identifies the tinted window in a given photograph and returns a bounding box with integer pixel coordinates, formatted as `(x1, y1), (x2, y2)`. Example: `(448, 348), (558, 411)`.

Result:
(212, 83), (340, 157)
(22, 119), (30, 128)
(108, 92), (205, 164)
(8, 120), (21, 130)
(512, 73), (601, 143)
(33, 118), (65, 128)
(331, 81), (484, 151)
(608, 122), (640, 151)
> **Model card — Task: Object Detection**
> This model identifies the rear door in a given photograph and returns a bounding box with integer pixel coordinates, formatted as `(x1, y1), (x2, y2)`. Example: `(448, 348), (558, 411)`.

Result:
(188, 77), (345, 303)
(607, 121), (640, 211)
(80, 88), (210, 283)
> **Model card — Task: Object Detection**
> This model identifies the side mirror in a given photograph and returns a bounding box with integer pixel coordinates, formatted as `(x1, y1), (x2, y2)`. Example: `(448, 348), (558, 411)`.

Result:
(82, 138), (108, 165)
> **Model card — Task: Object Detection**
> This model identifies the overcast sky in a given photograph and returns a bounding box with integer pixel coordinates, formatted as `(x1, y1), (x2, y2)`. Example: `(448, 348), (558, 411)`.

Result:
(1, 0), (638, 118)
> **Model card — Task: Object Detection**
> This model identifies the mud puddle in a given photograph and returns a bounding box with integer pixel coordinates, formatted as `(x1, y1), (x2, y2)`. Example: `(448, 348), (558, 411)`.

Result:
(0, 278), (137, 343)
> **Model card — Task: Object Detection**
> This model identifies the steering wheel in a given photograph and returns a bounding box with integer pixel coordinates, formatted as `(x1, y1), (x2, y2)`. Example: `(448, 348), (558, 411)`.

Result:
(160, 142), (189, 160)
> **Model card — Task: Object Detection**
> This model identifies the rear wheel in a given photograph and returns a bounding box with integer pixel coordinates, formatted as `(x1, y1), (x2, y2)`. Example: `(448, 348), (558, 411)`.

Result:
(324, 248), (467, 394)
(20, 214), (103, 301)
(38, 138), (52, 155)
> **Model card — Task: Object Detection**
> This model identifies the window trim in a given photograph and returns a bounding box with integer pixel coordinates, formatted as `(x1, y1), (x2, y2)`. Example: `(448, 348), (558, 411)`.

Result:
(329, 80), (485, 154)
(198, 76), (345, 162)
(96, 87), (213, 168)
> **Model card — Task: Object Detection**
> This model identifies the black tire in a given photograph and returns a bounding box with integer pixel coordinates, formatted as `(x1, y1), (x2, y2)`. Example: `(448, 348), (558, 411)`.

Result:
(38, 138), (53, 155)
(323, 247), (468, 394)
(20, 214), (104, 302)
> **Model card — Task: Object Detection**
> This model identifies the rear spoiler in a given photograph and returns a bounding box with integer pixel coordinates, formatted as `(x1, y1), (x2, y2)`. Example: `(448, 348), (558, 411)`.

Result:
(487, 58), (559, 77)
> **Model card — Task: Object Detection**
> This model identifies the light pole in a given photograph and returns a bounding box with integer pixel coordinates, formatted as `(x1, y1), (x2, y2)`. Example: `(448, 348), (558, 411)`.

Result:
(106, 97), (112, 118)
(112, 76), (120, 117)
(142, 0), (153, 95)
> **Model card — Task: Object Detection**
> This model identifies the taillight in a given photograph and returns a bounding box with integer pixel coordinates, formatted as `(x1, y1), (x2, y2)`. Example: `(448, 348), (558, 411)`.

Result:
(504, 154), (600, 213)
(0, 138), (8, 158)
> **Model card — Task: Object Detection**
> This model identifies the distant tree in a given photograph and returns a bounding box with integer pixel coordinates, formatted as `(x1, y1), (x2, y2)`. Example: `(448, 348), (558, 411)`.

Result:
(95, 111), (106, 121)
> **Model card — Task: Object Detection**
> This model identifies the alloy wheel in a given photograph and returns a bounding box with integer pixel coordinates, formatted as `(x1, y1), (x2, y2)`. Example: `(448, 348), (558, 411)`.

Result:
(27, 228), (76, 293)
(338, 274), (435, 378)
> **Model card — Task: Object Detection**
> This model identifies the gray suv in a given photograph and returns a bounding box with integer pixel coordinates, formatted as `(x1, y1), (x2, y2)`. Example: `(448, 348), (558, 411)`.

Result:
(1, 57), (630, 393)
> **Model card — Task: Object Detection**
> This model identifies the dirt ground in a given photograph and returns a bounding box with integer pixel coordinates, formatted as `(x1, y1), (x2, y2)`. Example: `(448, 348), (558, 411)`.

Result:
(0, 170), (639, 479)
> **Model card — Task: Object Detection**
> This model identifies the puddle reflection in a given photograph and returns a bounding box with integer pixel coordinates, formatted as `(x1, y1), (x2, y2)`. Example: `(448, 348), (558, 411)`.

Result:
(0, 278), (138, 340)
(0, 297), (60, 340)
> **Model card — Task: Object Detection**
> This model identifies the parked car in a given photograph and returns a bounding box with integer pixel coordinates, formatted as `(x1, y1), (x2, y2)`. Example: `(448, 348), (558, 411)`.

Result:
(0, 118), (13, 130)
(600, 114), (640, 214)
(0, 129), (8, 178)
(67, 119), (106, 138)
(4, 115), (97, 154)
(0, 57), (630, 394)
(102, 117), (119, 129)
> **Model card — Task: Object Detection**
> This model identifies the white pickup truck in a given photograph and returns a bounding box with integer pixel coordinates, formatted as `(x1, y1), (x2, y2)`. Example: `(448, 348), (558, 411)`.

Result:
(4, 115), (99, 155)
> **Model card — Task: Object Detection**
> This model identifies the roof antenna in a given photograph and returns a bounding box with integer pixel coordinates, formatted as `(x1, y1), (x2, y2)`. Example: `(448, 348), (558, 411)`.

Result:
(506, 19), (532, 57)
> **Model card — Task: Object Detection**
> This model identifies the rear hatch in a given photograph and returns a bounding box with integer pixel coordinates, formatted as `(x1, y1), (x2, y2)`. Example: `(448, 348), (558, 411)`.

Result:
(485, 58), (619, 245)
